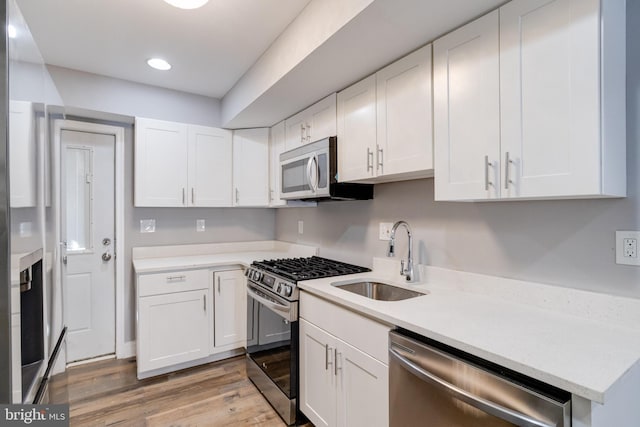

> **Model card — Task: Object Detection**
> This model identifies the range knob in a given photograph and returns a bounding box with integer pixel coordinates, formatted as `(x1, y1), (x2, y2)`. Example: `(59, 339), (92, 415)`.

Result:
(283, 285), (293, 297)
(276, 283), (283, 293)
(254, 271), (263, 281)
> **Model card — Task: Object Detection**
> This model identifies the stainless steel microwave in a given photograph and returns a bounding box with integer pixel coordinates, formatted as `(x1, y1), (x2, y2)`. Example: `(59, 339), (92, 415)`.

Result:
(279, 137), (373, 201)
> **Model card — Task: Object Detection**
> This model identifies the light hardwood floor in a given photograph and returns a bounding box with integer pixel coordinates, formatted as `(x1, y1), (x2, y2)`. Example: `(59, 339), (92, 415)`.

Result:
(49, 355), (311, 427)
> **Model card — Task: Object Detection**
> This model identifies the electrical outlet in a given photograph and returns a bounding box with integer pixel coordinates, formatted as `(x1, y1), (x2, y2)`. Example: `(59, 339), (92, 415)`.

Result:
(298, 220), (304, 235)
(140, 219), (156, 233)
(196, 219), (205, 232)
(379, 222), (393, 240)
(615, 231), (640, 266)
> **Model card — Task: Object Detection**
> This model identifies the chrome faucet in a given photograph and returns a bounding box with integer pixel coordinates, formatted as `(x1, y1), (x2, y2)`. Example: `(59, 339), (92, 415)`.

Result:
(387, 220), (415, 282)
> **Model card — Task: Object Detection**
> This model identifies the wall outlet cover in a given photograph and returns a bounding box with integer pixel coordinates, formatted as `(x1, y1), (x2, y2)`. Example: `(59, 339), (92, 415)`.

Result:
(19, 222), (33, 237)
(140, 219), (156, 233)
(298, 220), (304, 235)
(615, 231), (640, 266)
(196, 219), (205, 232)
(379, 222), (393, 241)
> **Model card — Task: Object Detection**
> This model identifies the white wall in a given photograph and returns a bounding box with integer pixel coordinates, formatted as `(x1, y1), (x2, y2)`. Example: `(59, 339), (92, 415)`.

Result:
(275, 2), (640, 300)
(47, 66), (222, 127)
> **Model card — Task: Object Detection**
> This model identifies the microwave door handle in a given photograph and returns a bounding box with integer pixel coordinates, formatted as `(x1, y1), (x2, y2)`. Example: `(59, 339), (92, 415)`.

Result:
(311, 155), (319, 191)
(306, 156), (316, 192)
(389, 347), (555, 427)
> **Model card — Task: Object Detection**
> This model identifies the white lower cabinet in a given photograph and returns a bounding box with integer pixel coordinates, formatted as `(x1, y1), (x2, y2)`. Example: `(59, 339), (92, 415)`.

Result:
(300, 292), (390, 427)
(213, 270), (247, 349)
(136, 267), (246, 379)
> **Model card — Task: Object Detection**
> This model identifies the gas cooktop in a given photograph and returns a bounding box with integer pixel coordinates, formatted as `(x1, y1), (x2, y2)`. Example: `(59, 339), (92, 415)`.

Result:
(251, 256), (370, 282)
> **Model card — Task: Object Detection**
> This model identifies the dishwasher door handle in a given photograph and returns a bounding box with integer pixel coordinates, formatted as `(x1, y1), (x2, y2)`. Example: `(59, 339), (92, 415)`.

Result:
(389, 347), (555, 427)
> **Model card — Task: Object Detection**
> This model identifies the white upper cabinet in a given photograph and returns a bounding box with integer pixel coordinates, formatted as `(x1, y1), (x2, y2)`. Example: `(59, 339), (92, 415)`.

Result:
(135, 117), (233, 207)
(9, 100), (37, 208)
(285, 93), (337, 151)
(233, 128), (270, 207)
(337, 75), (377, 182)
(433, 12), (501, 200)
(269, 121), (287, 207)
(188, 125), (233, 207)
(376, 44), (433, 180)
(434, 0), (626, 201)
(135, 118), (189, 207)
(338, 45), (434, 184)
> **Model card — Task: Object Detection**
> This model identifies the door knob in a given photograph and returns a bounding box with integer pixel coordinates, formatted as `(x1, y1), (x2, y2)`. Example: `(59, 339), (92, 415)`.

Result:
(102, 252), (112, 262)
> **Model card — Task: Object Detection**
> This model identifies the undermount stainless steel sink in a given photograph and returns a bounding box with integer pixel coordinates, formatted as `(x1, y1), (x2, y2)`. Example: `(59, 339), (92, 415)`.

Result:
(332, 281), (425, 301)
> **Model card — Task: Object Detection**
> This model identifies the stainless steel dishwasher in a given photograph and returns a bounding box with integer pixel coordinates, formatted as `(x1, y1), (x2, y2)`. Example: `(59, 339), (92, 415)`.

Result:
(389, 330), (571, 427)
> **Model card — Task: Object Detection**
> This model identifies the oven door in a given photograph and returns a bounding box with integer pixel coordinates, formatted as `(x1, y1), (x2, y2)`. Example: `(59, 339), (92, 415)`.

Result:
(280, 147), (330, 200)
(246, 281), (298, 400)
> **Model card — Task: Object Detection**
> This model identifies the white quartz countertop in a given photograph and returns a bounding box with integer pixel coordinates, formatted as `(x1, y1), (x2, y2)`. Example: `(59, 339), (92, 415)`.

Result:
(132, 241), (318, 274)
(298, 259), (640, 404)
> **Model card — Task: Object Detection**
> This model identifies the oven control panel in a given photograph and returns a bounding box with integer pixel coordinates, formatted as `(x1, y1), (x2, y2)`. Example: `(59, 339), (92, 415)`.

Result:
(245, 267), (296, 299)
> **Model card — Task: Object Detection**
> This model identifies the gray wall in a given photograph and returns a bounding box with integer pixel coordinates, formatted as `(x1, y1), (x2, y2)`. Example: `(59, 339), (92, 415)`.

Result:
(47, 66), (222, 127)
(275, 2), (640, 300)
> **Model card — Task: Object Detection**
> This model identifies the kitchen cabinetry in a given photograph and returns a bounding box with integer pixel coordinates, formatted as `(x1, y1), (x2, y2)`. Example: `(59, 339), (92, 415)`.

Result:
(300, 292), (390, 427)
(134, 117), (232, 207)
(232, 128), (270, 207)
(9, 100), (37, 208)
(434, 0), (626, 201)
(285, 93), (337, 151)
(213, 270), (246, 349)
(268, 121), (287, 207)
(136, 269), (212, 376)
(338, 44), (433, 183)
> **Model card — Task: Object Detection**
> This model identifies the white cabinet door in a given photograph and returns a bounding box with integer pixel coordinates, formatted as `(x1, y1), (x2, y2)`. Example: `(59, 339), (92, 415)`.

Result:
(307, 93), (337, 143)
(135, 117), (189, 206)
(188, 125), (232, 206)
(269, 121), (287, 207)
(337, 75), (377, 182)
(213, 270), (247, 349)
(233, 128), (270, 207)
(11, 313), (21, 403)
(433, 11), (501, 201)
(336, 339), (388, 427)
(300, 319), (337, 427)
(376, 44), (433, 177)
(138, 288), (211, 373)
(9, 100), (36, 208)
(500, 0), (601, 198)
(285, 110), (308, 152)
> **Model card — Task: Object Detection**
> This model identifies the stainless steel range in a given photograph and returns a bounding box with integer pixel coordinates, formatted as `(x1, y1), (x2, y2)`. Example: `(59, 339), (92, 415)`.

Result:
(245, 256), (370, 425)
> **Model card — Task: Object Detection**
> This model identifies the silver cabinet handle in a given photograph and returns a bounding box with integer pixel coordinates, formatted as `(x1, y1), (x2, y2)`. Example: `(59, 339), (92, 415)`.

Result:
(484, 155), (493, 191)
(166, 275), (186, 281)
(182, 188), (186, 205)
(389, 347), (554, 427)
(334, 348), (339, 376)
(504, 152), (513, 190)
(192, 187), (195, 204)
(217, 276), (221, 294)
(367, 148), (374, 172)
(235, 188), (239, 203)
(300, 123), (305, 143)
(377, 145), (383, 171)
(325, 344), (330, 370)
(306, 124), (311, 142)
(203, 294), (206, 311)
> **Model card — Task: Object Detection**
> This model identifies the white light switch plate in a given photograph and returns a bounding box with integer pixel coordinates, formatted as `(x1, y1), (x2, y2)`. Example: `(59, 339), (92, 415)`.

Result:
(196, 219), (205, 232)
(615, 231), (640, 266)
(140, 219), (156, 233)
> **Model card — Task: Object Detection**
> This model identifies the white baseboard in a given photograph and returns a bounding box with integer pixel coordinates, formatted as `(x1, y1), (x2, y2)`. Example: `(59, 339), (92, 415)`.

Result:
(117, 340), (136, 359)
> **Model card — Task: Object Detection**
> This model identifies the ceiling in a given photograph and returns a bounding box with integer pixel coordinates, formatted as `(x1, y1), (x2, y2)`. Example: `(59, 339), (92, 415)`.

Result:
(15, 0), (311, 99)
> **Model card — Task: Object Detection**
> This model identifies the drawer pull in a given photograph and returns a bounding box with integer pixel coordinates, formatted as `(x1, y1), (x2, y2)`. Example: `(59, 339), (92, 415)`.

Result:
(166, 275), (186, 281)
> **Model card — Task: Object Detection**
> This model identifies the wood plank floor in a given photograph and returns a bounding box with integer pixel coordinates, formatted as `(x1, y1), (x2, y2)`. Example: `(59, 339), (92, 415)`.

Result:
(48, 356), (313, 427)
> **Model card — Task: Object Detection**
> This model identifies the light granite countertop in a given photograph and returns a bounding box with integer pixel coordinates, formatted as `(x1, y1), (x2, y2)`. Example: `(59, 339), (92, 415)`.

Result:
(298, 258), (640, 405)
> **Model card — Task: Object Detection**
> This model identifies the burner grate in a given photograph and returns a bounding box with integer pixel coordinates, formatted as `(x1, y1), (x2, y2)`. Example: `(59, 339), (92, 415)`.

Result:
(252, 256), (370, 283)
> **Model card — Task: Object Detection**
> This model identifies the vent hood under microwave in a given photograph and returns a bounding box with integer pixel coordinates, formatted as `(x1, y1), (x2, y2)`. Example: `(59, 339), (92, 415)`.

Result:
(279, 137), (373, 202)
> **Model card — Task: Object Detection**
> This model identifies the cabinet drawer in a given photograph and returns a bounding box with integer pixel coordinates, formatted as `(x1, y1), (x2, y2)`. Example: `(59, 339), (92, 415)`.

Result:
(300, 291), (391, 364)
(137, 269), (210, 297)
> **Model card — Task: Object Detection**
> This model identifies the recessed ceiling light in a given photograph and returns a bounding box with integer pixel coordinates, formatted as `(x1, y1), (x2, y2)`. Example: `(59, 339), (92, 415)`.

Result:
(163, 0), (209, 9)
(147, 58), (172, 71)
(7, 25), (16, 39)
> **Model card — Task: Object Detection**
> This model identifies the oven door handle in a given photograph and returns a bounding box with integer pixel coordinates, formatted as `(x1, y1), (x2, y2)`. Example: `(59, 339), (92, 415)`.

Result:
(247, 283), (297, 321)
(389, 347), (555, 427)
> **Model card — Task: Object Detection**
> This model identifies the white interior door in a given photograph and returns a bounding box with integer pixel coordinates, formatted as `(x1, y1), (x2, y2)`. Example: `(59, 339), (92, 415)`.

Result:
(61, 130), (115, 362)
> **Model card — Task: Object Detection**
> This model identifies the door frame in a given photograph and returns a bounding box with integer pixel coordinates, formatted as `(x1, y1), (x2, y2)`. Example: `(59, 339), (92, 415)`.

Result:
(53, 119), (127, 360)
